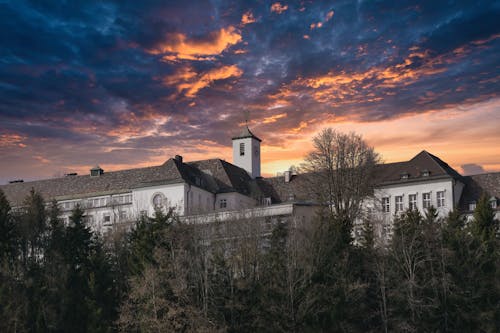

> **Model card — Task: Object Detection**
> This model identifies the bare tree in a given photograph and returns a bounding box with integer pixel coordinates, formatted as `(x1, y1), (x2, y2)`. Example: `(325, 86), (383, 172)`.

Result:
(302, 128), (379, 222)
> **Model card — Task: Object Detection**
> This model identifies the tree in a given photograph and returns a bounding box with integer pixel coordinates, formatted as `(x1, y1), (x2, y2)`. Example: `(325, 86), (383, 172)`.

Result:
(0, 189), (16, 264)
(16, 188), (47, 268)
(303, 128), (379, 224)
(118, 209), (214, 332)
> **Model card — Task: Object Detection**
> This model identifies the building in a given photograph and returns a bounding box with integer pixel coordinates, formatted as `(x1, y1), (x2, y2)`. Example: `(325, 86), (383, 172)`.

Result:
(1, 126), (498, 238)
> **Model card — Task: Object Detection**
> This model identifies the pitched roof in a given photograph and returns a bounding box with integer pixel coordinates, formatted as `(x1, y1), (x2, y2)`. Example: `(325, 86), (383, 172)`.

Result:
(258, 151), (468, 204)
(256, 174), (319, 204)
(374, 150), (462, 185)
(459, 172), (500, 211)
(187, 159), (253, 195)
(0, 158), (207, 206)
(231, 126), (262, 142)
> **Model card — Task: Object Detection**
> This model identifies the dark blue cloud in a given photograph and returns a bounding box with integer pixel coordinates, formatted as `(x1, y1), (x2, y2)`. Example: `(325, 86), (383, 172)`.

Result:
(0, 0), (499, 181)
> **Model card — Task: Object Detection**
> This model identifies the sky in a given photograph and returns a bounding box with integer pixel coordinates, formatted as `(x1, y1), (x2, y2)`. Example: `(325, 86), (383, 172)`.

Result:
(0, 0), (499, 184)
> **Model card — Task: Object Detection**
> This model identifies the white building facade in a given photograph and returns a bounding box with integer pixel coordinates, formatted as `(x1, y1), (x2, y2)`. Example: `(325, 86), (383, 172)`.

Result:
(1, 127), (498, 236)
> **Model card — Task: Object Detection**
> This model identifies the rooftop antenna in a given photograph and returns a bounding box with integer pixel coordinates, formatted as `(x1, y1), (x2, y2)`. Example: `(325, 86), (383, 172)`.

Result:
(243, 110), (250, 127)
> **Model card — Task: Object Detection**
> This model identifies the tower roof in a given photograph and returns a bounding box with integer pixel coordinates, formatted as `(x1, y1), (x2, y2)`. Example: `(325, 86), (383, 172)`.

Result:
(231, 126), (262, 142)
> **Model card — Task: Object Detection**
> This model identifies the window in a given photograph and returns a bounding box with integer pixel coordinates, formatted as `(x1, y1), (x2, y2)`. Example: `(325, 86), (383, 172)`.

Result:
(220, 199), (227, 209)
(395, 196), (403, 213)
(409, 194), (417, 210)
(83, 215), (94, 225)
(423, 192), (431, 209)
(119, 210), (127, 220)
(140, 210), (148, 217)
(490, 198), (497, 209)
(240, 142), (245, 156)
(382, 197), (390, 213)
(437, 191), (445, 207)
(103, 214), (111, 225)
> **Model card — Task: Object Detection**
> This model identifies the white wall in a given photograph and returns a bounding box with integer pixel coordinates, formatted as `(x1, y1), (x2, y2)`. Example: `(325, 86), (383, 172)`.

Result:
(132, 183), (186, 217)
(58, 193), (134, 233)
(185, 184), (215, 214)
(374, 179), (455, 220)
(232, 137), (260, 178)
(215, 192), (256, 211)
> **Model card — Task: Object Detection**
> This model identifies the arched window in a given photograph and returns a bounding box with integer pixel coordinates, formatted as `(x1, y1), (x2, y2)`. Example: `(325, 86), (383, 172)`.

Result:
(152, 193), (163, 208)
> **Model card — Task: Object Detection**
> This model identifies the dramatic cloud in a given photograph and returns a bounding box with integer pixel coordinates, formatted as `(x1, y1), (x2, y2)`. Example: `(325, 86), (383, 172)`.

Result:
(163, 65), (243, 98)
(148, 26), (242, 61)
(241, 11), (256, 25)
(0, 0), (499, 183)
(270, 3), (288, 14)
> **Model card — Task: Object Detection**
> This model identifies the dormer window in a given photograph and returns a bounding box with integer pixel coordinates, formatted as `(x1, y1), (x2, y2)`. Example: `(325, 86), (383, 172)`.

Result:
(422, 169), (430, 177)
(469, 201), (476, 211)
(400, 172), (409, 180)
(240, 142), (245, 156)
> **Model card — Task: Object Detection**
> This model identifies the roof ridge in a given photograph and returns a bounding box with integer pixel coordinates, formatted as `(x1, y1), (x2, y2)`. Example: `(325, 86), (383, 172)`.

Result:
(412, 150), (447, 171)
(1, 164), (167, 186)
(188, 158), (224, 164)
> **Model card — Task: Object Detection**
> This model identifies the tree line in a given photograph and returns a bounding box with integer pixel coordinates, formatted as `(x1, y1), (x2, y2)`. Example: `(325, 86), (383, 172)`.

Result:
(0, 129), (498, 332)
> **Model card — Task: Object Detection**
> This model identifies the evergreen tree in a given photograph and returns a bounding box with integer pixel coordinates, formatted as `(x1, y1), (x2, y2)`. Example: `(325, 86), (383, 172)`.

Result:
(0, 189), (16, 264)
(61, 204), (93, 332)
(468, 194), (500, 332)
(302, 214), (367, 332)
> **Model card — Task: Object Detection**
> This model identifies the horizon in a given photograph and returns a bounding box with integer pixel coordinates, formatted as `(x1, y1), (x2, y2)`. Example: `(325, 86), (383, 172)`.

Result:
(1, 1), (499, 184)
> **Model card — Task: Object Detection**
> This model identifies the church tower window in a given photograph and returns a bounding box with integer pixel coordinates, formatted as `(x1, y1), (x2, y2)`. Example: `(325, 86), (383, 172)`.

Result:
(240, 142), (245, 156)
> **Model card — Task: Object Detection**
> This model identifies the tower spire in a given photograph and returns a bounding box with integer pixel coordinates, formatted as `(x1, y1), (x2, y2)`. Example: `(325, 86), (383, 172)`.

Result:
(243, 110), (250, 127)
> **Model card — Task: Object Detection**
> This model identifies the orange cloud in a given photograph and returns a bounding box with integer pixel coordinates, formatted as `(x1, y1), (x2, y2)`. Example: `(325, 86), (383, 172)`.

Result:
(270, 2), (288, 14)
(0, 133), (27, 148)
(310, 22), (323, 29)
(325, 10), (334, 21)
(241, 11), (256, 25)
(258, 98), (500, 177)
(273, 49), (448, 106)
(234, 49), (248, 54)
(164, 65), (243, 98)
(310, 10), (334, 30)
(148, 26), (242, 61)
(262, 113), (287, 124)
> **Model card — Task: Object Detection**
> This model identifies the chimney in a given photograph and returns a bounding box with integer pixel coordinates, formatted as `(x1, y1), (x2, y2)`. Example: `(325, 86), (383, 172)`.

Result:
(174, 155), (183, 163)
(90, 165), (104, 177)
(284, 170), (291, 183)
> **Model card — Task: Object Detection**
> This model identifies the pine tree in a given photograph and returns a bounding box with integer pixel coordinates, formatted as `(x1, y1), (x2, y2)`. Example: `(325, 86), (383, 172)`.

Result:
(0, 189), (16, 264)
(61, 204), (93, 332)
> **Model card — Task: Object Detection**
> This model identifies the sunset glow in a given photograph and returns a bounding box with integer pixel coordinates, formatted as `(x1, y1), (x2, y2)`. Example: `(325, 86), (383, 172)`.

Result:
(0, 1), (499, 184)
